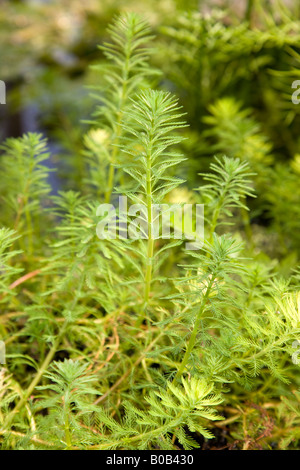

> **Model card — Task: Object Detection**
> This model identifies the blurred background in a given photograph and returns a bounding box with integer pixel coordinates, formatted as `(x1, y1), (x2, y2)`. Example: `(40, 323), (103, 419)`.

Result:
(1, 0), (300, 271)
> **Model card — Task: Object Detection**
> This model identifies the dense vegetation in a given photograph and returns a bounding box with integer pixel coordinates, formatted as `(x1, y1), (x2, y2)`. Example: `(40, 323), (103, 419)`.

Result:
(0, 0), (300, 450)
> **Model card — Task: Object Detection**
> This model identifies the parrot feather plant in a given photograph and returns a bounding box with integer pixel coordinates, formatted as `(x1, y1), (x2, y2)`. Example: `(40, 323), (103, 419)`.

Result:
(0, 12), (299, 451)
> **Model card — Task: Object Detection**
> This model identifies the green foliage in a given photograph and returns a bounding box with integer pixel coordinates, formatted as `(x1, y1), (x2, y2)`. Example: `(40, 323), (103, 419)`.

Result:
(0, 7), (300, 451)
(34, 360), (101, 449)
(0, 133), (51, 255)
(198, 156), (255, 242)
(85, 12), (160, 201)
(91, 377), (224, 450)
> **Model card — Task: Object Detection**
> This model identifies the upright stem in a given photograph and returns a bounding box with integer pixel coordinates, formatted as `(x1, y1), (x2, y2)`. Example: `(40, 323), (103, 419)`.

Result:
(64, 405), (72, 449)
(245, 0), (254, 26)
(25, 201), (33, 255)
(135, 135), (154, 328)
(13, 174), (33, 254)
(173, 275), (215, 382)
(208, 200), (223, 245)
(104, 41), (131, 204)
(144, 147), (154, 306)
(105, 162), (116, 204)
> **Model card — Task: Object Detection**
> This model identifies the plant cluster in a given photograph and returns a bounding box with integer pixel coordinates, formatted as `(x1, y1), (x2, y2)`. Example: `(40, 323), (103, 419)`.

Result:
(0, 8), (300, 450)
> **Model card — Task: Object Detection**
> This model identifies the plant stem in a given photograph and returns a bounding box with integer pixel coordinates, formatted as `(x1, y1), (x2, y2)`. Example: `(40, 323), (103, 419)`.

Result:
(208, 202), (222, 245)
(173, 276), (215, 382)
(2, 322), (68, 430)
(94, 332), (163, 405)
(64, 405), (72, 449)
(245, 0), (254, 25)
(104, 39), (131, 203)
(144, 155), (154, 306)
(0, 429), (54, 447)
(105, 162), (116, 204)
(135, 134), (154, 328)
